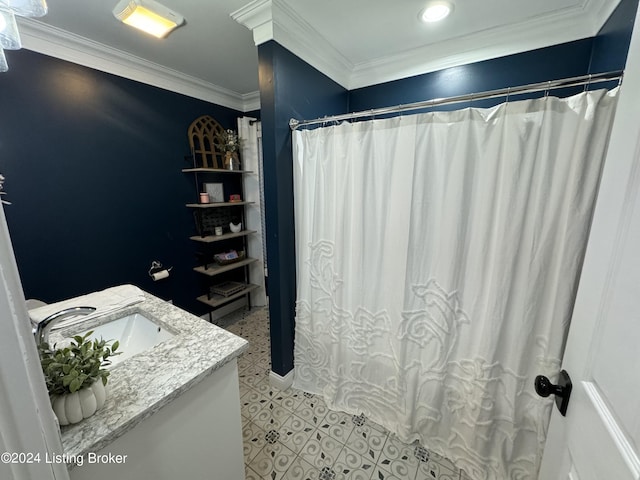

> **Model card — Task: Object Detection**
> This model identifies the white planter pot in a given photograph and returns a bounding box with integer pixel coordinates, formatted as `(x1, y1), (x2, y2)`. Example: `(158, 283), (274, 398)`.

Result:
(51, 380), (107, 426)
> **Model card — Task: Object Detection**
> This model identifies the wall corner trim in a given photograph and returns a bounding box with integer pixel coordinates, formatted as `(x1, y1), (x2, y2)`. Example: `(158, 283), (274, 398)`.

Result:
(231, 0), (274, 46)
(269, 369), (294, 391)
(590, 0), (627, 33)
(242, 90), (262, 112)
(233, 0), (352, 89)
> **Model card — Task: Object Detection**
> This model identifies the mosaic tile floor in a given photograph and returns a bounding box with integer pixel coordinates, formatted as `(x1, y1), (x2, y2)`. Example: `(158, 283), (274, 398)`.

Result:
(221, 307), (470, 480)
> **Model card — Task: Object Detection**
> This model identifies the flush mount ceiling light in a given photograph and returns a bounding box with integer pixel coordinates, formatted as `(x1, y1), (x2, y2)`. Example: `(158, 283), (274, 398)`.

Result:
(113, 0), (184, 39)
(419, 1), (454, 23)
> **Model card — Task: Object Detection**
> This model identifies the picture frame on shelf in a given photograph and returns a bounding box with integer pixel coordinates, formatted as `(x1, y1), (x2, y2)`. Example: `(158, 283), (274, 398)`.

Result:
(204, 183), (224, 203)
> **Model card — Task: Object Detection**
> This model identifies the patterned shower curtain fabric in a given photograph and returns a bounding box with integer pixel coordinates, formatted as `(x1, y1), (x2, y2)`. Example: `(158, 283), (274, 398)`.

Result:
(292, 88), (619, 480)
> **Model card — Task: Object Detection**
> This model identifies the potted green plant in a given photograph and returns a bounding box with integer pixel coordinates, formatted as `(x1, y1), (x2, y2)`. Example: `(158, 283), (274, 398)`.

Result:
(39, 331), (120, 426)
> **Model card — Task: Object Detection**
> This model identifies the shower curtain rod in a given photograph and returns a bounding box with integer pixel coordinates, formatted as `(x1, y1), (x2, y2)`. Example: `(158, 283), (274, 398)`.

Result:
(289, 70), (624, 130)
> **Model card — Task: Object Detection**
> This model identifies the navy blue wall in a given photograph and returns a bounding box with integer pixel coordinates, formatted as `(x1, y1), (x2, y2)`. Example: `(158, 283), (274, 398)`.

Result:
(589, 0), (639, 73)
(258, 41), (348, 376)
(348, 39), (594, 112)
(0, 49), (241, 315)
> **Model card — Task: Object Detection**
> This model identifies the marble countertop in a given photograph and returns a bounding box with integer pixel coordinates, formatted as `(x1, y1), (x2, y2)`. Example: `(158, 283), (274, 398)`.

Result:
(51, 290), (248, 467)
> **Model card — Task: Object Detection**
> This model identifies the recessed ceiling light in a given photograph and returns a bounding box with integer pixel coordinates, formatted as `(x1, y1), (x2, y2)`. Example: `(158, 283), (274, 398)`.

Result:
(420, 1), (453, 23)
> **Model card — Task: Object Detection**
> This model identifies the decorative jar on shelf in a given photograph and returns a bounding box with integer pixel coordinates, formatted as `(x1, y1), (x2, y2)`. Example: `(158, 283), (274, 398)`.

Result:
(224, 152), (241, 170)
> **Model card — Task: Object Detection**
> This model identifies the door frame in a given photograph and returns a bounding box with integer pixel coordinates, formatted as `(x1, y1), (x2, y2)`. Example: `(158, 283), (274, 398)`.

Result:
(0, 204), (69, 480)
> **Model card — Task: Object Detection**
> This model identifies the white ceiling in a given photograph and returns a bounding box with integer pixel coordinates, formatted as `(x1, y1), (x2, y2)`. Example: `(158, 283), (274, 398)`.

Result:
(16, 0), (621, 112)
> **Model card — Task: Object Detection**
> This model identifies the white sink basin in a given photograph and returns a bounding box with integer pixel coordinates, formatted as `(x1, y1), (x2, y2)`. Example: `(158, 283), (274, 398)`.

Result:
(80, 313), (174, 367)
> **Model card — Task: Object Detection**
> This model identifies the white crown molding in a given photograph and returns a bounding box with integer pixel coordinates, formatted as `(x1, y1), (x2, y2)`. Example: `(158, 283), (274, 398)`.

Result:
(588, 0), (624, 32)
(231, 0), (274, 46)
(241, 90), (261, 111)
(17, 0), (616, 113)
(16, 17), (260, 112)
(271, 0), (352, 88)
(234, 0), (621, 92)
(232, 0), (353, 89)
(348, 2), (602, 90)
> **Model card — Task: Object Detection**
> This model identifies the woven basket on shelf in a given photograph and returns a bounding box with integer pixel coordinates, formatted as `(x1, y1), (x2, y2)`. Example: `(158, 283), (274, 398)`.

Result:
(214, 250), (245, 266)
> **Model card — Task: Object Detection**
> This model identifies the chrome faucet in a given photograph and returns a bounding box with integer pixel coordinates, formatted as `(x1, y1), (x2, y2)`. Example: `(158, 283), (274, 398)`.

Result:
(32, 306), (96, 346)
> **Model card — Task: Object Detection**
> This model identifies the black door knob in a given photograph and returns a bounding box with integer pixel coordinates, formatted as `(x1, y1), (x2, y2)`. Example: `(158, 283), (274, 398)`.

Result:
(534, 375), (564, 397)
(534, 370), (572, 416)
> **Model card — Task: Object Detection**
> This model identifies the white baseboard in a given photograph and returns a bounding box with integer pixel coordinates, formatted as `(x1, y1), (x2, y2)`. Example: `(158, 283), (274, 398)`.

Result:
(269, 369), (294, 391)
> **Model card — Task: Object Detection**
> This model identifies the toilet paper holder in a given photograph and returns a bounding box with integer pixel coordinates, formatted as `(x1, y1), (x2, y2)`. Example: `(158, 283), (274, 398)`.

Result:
(148, 261), (172, 281)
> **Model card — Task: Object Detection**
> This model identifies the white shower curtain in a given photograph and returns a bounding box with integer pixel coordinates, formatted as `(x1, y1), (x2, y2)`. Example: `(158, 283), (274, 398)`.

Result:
(292, 88), (619, 480)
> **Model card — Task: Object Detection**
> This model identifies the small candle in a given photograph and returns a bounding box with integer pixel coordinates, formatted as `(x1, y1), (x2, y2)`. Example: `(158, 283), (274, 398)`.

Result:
(215, 226), (223, 236)
(199, 192), (210, 203)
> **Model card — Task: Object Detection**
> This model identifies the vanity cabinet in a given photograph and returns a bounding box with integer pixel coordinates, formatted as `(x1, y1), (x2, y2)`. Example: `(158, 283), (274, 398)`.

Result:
(60, 290), (248, 480)
(184, 167), (259, 314)
(69, 360), (245, 480)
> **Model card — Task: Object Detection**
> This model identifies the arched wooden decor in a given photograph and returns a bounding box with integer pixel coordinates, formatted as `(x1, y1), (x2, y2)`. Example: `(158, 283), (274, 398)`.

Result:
(187, 115), (226, 168)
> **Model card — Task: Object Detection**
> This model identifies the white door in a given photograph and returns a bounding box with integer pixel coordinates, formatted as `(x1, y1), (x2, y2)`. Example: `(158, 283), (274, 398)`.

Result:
(537, 5), (640, 480)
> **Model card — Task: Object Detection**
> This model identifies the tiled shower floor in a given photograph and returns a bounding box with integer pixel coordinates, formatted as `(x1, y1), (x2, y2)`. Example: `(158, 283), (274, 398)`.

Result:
(221, 307), (470, 480)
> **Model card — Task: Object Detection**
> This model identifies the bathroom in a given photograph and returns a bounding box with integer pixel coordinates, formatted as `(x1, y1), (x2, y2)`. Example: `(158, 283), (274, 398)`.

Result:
(1, 0), (640, 478)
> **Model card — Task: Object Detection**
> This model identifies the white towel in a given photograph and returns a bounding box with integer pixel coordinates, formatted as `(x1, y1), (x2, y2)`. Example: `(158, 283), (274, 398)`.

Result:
(29, 284), (145, 329)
